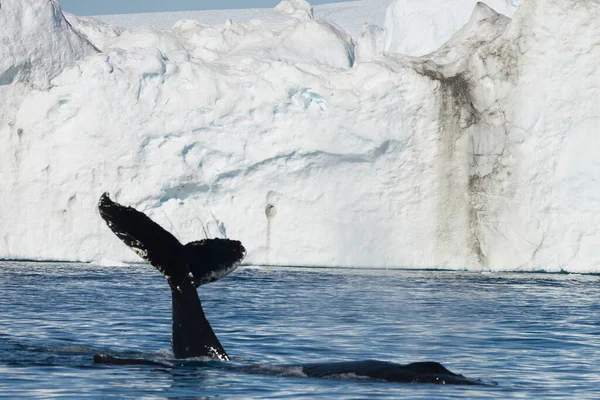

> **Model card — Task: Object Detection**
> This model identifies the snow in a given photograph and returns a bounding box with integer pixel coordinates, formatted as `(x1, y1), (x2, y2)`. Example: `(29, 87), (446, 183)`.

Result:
(0, 0), (599, 272)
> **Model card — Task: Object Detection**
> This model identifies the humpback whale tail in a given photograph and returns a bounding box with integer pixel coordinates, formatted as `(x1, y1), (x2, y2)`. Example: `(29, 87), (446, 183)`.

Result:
(98, 193), (245, 288)
(98, 193), (246, 360)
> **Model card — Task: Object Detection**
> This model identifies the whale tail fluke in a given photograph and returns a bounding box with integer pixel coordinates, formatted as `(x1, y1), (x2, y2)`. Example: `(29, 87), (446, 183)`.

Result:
(98, 192), (245, 288)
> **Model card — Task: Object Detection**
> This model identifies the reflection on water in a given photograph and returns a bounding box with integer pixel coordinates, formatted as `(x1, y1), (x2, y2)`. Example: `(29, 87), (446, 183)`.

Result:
(1, 261), (600, 399)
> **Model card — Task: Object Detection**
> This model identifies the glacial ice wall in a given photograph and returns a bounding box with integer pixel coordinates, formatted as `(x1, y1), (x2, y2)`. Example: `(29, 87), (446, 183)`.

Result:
(383, 0), (521, 56)
(0, 0), (96, 124)
(0, 0), (598, 272)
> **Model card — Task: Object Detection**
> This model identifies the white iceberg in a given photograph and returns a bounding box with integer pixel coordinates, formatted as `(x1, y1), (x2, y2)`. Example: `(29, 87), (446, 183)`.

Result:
(0, 0), (598, 273)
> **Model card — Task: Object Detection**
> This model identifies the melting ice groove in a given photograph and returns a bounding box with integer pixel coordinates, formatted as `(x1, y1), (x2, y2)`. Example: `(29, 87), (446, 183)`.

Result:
(1, 0), (599, 273)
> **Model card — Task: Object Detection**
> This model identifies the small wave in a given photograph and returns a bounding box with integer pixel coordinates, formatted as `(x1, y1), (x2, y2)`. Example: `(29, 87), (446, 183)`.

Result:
(322, 372), (371, 381)
(89, 258), (130, 267)
(56, 345), (93, 354)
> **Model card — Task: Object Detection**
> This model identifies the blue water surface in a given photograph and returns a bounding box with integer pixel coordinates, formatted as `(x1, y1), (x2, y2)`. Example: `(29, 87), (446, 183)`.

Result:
(1, 261), (599, 399)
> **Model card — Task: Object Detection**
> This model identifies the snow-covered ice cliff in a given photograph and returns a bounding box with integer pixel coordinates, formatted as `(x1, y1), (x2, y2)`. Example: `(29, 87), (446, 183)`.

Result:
(0, 0), (598, 272)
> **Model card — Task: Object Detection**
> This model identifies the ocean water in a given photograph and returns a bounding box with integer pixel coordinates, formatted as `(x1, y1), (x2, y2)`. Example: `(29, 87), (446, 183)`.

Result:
(1, 261), (599, 399)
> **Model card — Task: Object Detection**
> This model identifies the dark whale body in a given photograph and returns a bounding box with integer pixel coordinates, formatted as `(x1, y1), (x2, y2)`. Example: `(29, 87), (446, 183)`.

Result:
(97, 193), (479, 385)
(93, 355), (479, 385)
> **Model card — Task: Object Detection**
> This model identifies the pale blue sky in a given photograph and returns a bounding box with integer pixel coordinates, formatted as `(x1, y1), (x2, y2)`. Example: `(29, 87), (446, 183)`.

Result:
(59, 0), (348, 16)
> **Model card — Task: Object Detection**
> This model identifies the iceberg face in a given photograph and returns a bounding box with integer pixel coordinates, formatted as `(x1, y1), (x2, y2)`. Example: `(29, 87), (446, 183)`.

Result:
(383, 0), (521, 56)
(466, 0), (600, 272)
(0, 0), (95, 123)
(0, 0), (598, 273)
(63, 13), (125, 52)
